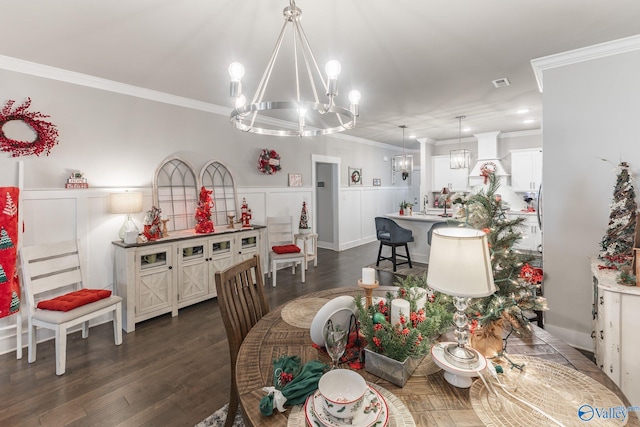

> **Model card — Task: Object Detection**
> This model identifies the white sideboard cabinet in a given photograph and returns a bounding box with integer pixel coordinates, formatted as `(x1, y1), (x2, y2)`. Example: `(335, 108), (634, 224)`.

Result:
(591, 257), (640, 407)
(113, 226), (263, 332)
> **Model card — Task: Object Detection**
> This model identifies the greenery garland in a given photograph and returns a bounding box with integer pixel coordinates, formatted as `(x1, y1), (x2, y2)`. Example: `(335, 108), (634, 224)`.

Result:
(0, 98), (59, 157)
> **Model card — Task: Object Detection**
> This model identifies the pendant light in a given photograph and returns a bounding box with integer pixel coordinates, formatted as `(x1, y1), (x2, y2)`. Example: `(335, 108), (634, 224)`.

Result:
(450, 115), (470, 169)
(394, 125), (413, 180)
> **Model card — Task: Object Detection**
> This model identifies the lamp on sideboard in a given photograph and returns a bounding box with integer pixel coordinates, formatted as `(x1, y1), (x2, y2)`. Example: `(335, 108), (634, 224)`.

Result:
(426, 227), (495, 387)
(109, 192), (143, 241)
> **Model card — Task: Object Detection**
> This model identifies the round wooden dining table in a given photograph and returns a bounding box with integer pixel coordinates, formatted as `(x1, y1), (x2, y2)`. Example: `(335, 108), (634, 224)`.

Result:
(235, 286), (639, 426)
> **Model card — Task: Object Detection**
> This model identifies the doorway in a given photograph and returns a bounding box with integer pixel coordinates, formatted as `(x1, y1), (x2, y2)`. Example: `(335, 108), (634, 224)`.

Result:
(312, 155), (340, 250)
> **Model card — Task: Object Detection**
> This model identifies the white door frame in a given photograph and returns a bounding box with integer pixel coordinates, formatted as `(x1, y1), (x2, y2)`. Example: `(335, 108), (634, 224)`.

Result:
(312, 154), (340, 250)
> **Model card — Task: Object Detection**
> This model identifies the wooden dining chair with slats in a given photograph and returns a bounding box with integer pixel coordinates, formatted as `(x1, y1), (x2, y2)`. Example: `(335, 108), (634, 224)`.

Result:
(214, 254), (269, 427)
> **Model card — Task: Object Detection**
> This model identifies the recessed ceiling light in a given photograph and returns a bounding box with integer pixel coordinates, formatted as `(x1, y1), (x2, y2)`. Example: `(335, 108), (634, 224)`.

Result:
(462, 127), (471, 132)
(523, 119), (535, 124)
(517, 109), (530, 114)
(409, 134), (416, 139)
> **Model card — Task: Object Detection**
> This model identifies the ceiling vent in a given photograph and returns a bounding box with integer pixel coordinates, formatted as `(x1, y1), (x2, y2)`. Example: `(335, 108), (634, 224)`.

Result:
(492, 77), (511, 88)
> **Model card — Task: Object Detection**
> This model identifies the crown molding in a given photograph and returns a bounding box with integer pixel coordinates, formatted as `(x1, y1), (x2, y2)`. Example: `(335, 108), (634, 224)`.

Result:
(531, 34), (640, 92)
(0, 54), (392, 150)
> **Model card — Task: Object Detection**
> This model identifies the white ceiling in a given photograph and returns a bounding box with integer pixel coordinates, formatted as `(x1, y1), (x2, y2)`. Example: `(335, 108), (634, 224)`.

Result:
(2, 1), (640, 148)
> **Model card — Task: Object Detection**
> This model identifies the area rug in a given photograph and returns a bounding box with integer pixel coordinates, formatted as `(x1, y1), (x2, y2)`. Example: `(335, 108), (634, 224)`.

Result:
(195, 404), (245, 427)
(366, 262), (428, 279)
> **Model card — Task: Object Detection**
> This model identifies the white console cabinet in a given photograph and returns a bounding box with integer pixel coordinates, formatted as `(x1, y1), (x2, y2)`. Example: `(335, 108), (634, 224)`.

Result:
(113, 227), (263, 332)
(591, 257), (640, 407)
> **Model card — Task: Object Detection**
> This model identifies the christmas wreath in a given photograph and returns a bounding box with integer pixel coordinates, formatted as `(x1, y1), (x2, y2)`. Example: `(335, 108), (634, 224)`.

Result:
(479, 161), (497, 184)
(258, 148), (281, 175)
(0, 98), (59, 157)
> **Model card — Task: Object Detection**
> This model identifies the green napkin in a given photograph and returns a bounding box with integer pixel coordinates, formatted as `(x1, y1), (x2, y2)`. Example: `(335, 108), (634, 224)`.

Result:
(259, 355), (328, 416)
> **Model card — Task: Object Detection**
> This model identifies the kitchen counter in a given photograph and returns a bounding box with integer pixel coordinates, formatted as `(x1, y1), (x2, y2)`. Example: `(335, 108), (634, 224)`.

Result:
(383, 213), (453, 264)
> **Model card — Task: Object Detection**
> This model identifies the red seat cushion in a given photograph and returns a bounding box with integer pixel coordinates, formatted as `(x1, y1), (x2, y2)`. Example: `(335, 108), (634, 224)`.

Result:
(271, 244), (301, 254)
(37, 289), (112, 312)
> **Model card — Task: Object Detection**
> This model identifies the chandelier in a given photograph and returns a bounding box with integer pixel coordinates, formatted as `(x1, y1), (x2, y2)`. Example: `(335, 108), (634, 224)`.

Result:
(450, 115), (470, 169)
(228, 0), (361, 137)
(394, 125), (413, 181)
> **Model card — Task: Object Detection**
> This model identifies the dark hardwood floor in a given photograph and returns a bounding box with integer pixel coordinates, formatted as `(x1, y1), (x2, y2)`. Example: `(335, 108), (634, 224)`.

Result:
(0, 241), (400, 427)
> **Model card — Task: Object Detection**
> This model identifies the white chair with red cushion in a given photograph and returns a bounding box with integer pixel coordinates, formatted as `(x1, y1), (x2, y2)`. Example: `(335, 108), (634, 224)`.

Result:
(266, 216), (306, 287)
(19, 240), (123, 375)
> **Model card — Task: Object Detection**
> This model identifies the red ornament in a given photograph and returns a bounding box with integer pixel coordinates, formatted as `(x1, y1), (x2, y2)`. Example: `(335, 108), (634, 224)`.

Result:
(0, 98), (59, 157)
(519, 263), (543, 284)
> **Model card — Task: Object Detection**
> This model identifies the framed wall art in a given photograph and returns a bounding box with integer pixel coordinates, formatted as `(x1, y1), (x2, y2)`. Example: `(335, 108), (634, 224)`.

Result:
(349, 167), (362, 186)
(288, 173), (302, 187)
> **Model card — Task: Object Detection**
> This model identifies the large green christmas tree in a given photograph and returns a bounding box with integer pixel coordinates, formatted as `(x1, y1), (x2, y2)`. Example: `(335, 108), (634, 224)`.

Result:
(464, 173), (548, 332)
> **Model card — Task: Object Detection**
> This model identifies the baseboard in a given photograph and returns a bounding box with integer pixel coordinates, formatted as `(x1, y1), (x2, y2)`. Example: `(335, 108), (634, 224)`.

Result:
(544, 323), (593, 352)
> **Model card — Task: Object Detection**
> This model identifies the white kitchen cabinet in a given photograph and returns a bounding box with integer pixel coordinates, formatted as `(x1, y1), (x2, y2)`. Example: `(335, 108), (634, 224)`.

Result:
(431, 155), (469, 192)
(591, 258), (640, 407)
(114, 227), (263, 332)
(508, 212), (542, 253)
(510, 149), (542, 192)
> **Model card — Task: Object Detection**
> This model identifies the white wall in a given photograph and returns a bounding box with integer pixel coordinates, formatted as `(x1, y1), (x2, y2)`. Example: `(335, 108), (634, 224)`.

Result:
(538, 37), (640, 349)
(0, 60), (410, 355)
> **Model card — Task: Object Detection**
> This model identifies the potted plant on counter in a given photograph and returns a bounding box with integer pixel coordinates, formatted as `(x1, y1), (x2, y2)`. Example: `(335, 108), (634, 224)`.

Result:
(399, 201), (407, 215)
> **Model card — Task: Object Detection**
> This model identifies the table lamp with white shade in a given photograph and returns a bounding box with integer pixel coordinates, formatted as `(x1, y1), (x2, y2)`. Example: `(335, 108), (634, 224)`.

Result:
(109, 192), (143, 241)
(426, 227), (495, 387)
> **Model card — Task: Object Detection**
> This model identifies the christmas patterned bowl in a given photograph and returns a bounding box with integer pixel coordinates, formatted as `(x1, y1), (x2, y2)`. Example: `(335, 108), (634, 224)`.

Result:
(318, 369), (367, 419)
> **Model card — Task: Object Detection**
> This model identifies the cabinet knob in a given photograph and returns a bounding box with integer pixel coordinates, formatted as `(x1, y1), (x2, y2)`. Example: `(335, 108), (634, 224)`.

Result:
(168, 266), (173, 270)
(591, 331), (596, 339)
(599, 296), (604, 305)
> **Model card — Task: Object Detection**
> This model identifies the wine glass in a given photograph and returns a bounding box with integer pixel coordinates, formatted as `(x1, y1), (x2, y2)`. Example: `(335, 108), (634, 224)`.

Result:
(324, 320), (348, 370)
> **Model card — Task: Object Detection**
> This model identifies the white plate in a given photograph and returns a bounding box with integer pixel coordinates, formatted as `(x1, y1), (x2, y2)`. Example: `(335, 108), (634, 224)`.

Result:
(310, 296), (356, 347)
(305, 386), (389, 427)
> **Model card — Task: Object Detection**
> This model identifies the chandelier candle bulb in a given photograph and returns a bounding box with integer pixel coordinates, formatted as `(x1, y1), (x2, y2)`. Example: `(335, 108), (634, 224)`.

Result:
(390, 298), (410, 328)
(362, 267), (375, 285)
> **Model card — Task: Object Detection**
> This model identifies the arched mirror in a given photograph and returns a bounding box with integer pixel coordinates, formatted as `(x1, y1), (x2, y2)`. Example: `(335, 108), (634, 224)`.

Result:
(153, 157), (198, 231)
(200, 160), (238, 227)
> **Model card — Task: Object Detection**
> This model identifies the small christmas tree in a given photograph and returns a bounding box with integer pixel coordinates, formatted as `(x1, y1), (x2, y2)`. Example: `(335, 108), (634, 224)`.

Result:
(599, 161), (638, 270)
(0, 227), (14, 250)
(299, 202), (310, 232)
(195, 186), (214, 234)
(10, 291), (20, 313)
(3, 192), (17, 217)
(0, 264), (6, 283)
(464, 173), (547, 333)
